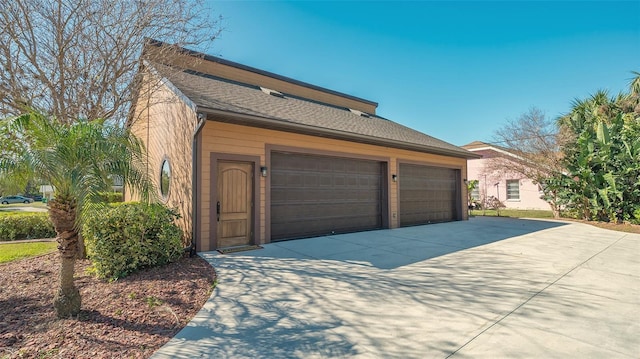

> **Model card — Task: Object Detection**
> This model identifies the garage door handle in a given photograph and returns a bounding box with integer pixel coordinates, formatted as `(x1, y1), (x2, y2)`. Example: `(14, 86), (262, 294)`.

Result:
(216, 201), (221, 222)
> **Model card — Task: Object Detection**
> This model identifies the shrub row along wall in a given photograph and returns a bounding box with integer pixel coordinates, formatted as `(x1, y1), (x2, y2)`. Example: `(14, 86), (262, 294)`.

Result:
(1, 203), (183, 282)
(0, 212), (56, 241)
(83, 202), (184, 280)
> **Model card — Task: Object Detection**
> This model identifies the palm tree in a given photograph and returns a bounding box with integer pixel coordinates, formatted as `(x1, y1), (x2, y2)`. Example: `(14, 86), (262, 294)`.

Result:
(556, 73), (640, 222)
(0, 111), (152, 318)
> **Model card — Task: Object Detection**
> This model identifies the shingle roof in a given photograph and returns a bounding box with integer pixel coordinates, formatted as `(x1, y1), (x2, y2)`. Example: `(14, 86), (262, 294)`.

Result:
(462, 141), (515, 154)
(153, 63), (478, 159)
(462, 141), (532, 162)
(461, 141), (490, 150)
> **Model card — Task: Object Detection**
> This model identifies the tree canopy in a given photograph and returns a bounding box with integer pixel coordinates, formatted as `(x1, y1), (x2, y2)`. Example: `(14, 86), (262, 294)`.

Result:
(0, 110), (153, 317)
(489, 107), (564, 217)
(0, 0), (221, 125)
(555, 73), (640, 222)
(492, 74), (640, 223)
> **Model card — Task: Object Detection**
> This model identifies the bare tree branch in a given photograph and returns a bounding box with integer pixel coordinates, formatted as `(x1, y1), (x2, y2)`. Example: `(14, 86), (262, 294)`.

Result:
(488, 107), (565, 217)
(0, 0), (222, 125)
(489, 107), (563, 177)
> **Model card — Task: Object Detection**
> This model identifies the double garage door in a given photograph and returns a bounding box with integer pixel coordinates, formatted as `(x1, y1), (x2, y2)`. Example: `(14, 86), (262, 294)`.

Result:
(269, 152), (460, 241)
(270, 152), (385, 241)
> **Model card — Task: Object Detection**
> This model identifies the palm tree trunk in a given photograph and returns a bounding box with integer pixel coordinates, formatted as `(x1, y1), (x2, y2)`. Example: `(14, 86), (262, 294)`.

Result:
(77, 232), (86, 259)
(49, 199), (81, 318)
(54, 229), (81, 317)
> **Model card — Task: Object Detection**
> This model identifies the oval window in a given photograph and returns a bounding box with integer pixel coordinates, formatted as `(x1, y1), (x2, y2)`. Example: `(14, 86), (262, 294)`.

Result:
(160, 159), (171, 199)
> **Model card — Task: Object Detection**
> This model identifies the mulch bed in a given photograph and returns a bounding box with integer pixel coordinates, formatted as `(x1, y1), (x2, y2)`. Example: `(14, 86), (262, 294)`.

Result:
(562, 218), (640, 234)
(0, 252), (216, 358)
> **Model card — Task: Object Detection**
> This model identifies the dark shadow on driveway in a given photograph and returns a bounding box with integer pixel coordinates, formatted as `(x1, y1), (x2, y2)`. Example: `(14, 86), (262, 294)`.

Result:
(152, 217), (638, 359)
(179, 217), (615, 359)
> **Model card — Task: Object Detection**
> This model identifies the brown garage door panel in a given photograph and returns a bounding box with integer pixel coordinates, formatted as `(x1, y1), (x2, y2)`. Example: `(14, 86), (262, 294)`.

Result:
(271, 152), (384, 241)
(399, 164), (459, 226)
(271, 212), (380, 240)
(271, 188), (381, 203)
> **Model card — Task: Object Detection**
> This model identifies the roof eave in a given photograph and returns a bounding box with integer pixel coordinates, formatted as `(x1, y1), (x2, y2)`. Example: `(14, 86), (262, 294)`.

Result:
(466, 146), (522, 160)
(199, 107), (480, 159)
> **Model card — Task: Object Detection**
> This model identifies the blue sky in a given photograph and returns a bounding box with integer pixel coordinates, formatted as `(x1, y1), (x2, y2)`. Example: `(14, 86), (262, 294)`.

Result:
(202, 1), (639, 146)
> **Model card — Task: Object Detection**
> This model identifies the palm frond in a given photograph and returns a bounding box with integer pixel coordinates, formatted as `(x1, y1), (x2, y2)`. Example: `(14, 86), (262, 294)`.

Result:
(0, 109), (154, 229)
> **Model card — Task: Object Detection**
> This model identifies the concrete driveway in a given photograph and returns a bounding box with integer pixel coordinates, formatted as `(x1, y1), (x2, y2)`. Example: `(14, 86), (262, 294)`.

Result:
(153, 217), (639, 358)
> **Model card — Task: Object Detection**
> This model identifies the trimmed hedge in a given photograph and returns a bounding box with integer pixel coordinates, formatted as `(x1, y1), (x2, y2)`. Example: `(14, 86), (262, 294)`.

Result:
(99, 191), (124, 203)
(83, 202), (184, 280)
(0, 212), (56, 241)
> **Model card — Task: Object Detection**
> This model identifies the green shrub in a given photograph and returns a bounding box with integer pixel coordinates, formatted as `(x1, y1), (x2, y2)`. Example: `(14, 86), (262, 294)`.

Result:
(631, 207), (640, 225)
(99, 191), (124, 203)
(83, 202), (184, 280)
(0, 212), (56, 241)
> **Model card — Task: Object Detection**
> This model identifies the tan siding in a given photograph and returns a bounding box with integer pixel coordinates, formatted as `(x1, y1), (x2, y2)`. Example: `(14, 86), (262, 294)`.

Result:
(389, 157), (398, 227)
(199, 121), (468, 250)
(128, 77), (197, 246)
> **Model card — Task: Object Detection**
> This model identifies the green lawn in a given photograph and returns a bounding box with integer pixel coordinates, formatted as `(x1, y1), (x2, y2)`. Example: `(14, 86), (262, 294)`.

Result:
(470, 209), (554, 219)
(0, 202), (48, 216)
(0, 201), (47, 209)
(0, 241), (57, 264)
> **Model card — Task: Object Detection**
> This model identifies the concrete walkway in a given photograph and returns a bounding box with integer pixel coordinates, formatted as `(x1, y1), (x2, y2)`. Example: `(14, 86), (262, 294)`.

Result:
(153, 217), (639, 358)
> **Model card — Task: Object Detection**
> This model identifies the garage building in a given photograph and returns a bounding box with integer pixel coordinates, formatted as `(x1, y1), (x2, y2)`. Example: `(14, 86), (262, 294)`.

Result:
(129, 41), (478, 251)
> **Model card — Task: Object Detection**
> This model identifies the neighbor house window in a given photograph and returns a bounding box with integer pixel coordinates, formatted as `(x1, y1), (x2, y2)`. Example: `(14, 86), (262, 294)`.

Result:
(160, 159), (171, 199)
(506, 179), (520, 200)
(471, 186), (480, 200)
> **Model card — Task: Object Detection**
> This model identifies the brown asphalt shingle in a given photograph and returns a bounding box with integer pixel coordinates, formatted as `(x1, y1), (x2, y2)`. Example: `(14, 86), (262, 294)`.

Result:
(154, 63), (476, 158)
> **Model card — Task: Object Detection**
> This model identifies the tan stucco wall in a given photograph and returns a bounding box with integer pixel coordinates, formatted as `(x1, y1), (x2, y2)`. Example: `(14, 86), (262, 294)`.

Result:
(198, 120), (468, 251)
(127, 79), (198, 245)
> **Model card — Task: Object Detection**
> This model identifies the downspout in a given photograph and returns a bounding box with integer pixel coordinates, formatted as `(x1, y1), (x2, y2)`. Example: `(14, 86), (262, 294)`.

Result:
(188, 113), (206, 256)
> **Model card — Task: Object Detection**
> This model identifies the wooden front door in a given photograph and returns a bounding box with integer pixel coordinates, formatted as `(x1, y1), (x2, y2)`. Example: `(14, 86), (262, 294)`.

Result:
(217, 161), (253, 248)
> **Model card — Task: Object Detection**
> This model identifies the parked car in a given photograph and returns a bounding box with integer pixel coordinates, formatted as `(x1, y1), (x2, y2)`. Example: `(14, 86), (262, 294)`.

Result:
(0, 195), (35, 204)
(26, 194), (43, 202)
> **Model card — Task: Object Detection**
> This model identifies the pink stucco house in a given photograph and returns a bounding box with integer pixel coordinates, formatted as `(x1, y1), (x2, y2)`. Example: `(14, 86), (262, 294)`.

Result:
(462, 141), (551, 211)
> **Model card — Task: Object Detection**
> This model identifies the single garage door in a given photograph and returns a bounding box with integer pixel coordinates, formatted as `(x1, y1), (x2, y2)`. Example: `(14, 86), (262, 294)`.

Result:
(271, 152), (385, 241)
(399, 163), (460, 226)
